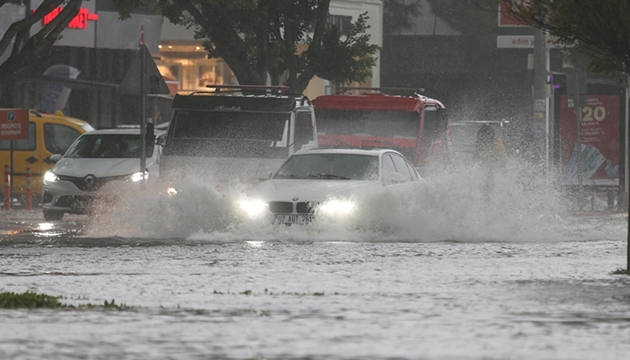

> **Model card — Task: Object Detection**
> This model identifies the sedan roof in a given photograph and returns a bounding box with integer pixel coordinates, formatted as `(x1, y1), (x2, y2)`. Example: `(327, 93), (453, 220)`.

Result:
(294, 147), (402, 157)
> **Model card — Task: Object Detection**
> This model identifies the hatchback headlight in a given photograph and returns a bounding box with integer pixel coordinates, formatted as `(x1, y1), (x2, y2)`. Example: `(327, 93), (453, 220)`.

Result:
(43, 171), (59, 183)
(127, 171), (149, 183)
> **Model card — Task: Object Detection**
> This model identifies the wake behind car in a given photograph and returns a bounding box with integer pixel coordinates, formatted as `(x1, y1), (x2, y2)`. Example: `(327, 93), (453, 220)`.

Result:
(41, 128), (164, 220)
(238, 148), (422, 227)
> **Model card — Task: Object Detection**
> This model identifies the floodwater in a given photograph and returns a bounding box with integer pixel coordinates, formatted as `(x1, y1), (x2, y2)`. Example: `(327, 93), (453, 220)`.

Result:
(1, 165), (630, 360)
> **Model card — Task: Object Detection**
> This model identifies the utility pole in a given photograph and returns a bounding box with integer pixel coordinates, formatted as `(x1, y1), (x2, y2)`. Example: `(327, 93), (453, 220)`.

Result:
(533, 29), (550, 169)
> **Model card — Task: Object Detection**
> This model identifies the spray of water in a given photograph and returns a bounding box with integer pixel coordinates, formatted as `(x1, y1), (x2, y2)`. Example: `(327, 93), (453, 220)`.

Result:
(79, 154), (623, 243)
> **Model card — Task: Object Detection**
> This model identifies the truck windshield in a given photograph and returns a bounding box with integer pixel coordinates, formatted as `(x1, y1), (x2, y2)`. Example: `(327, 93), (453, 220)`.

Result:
(315, 110), (418, 138)
(172, 110), (290, 144)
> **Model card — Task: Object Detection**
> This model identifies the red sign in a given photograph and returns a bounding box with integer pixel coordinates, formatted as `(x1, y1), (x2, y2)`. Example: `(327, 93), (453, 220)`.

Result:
(0, 109), (29, 140)
(40, 8), (98, 29)
(560, 95), (620, 186)
(498, 1), (528, 27)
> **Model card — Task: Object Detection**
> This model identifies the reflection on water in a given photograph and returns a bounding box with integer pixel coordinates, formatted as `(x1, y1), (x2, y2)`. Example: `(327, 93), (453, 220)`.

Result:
(0, 162), (629, 359)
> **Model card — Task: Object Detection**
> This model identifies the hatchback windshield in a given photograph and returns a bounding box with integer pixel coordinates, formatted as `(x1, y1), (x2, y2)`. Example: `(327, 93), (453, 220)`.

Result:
(65, 134), (154, 158)
(274, 153), (379, 181)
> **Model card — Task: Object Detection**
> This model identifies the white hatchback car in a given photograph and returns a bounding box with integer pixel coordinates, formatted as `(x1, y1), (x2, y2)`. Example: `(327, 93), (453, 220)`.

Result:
(41, 128), (164, 220)
(238, 148), (423, 227)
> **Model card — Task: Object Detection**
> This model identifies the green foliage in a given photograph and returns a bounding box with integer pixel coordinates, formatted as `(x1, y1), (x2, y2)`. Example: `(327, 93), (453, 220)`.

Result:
(314, 13), (379, 86)
(0, 291), (62, 309)
(499, 0), (630, 75)
(612, 268), (630, 275)
(383, 0), (422, 35)
(110, 0), (380, 94)
(0, 292), (133, 310)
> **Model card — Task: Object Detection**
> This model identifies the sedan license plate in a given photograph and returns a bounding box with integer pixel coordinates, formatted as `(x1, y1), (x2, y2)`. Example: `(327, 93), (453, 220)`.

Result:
(274, 214), (313, 225)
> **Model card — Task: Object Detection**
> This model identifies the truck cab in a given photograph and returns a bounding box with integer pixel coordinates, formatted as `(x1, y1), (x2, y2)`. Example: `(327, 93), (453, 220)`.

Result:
(160, 86), (317, 190)
(312, 88), (452, 174)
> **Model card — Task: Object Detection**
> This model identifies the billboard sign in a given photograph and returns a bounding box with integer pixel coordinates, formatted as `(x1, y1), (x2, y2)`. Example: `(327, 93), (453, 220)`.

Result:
(560, 95), (620, 186)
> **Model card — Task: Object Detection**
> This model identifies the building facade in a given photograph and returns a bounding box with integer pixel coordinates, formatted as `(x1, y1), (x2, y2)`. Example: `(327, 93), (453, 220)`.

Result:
(157, 0), (383, 100)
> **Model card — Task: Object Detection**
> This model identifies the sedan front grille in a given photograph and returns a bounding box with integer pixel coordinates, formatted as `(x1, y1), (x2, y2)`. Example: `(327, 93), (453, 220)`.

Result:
(296, 202), (318, 214)
(268, 201), (318, 214)
(269, 202), (293, 214)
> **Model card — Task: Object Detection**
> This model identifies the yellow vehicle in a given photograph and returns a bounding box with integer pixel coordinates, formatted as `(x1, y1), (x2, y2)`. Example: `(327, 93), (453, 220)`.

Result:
(0, 110), (94, 205)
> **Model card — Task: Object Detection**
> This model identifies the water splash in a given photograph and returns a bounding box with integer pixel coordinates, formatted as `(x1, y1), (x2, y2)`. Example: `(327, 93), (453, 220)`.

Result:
(82, 160), (624, 243)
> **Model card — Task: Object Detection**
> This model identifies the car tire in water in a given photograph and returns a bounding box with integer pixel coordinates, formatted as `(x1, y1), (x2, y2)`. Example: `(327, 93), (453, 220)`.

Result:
(43, 210), (64, 221)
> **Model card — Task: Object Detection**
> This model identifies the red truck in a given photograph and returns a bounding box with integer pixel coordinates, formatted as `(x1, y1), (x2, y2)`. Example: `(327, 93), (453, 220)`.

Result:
(312, 88), (453, 172)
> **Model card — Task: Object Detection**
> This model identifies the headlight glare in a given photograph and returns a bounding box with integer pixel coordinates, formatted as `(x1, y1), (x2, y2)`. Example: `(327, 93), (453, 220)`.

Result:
(128, 171), (149, 183)
(238, 199), (268, 218)
(318, 199), (355, 216)
(44, 171), (59, 183)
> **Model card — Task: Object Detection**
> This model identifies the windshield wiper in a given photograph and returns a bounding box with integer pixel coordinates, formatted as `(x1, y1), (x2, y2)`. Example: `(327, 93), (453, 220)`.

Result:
(274, 172), (302, 179)
(305, 172), (350, 180)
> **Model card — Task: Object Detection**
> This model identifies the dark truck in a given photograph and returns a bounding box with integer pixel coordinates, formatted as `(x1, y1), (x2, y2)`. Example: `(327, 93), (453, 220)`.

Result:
(160, 86), (317, 190)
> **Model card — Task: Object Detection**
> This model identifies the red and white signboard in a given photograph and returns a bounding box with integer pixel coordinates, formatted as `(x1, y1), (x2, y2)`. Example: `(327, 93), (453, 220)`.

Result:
(0, 109), (28, 140)
(560, 95), (620, 186)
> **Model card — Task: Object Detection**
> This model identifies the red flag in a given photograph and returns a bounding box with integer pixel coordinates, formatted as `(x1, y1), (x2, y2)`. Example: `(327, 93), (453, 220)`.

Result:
(138, 24), (145, 48)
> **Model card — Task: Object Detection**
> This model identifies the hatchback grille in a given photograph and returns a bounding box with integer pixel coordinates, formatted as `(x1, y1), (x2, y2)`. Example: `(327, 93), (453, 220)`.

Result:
(58, 174), (127, 191)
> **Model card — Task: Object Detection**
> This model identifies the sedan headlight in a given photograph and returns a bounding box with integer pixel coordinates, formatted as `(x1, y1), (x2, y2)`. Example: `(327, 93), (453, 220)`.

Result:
(238, 199), (268, 218)
(43, 171), (59, 183)
(318, 199), (355, 216)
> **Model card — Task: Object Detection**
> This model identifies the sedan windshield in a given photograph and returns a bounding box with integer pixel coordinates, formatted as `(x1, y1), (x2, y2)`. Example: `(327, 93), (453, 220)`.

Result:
(65, 134), (154, 158)
(274, 153), (379, 181)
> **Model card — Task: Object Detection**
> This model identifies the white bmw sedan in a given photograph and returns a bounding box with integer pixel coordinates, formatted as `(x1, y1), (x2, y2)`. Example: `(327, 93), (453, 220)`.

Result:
(41, 128), (164, 221)
(238, 148), (423, 227)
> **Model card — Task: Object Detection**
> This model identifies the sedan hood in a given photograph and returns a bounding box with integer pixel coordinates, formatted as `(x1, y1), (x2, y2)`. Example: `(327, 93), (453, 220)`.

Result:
(52, 158), (153, 178)
(247, 179), (380, 202)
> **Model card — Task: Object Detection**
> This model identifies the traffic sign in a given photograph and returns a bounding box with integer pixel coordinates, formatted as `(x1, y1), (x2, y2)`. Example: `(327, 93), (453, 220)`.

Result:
(0, 109), (28, 140)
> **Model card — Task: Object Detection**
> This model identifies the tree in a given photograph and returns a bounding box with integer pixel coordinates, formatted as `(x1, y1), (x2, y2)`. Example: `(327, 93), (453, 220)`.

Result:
(0, 0), (83, 103)
(113, 0), (379, 95)
(383, 0), (422, 36)
(501, 0), (630, 274)
(499, 0), (630, 75)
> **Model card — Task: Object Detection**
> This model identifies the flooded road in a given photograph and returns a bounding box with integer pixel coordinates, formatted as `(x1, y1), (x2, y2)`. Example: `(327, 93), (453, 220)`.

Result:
(1, 208), (629, 359)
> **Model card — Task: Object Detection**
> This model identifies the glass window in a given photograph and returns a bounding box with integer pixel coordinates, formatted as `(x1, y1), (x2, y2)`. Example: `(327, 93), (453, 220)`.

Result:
(44, 123), (82, 155)
(274, 153), (379, 181)
(390, 154), (412, 182)
(172, 110), (290, 143)
(382, 154), (397, 177)
(422, 108), (447, 156)
(294, 111), (314, 150)
(65, 134), (154, 159)
(0, 122), (36, 150)
(316, 109), (418, 138)
(406, 162), (419, 181)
